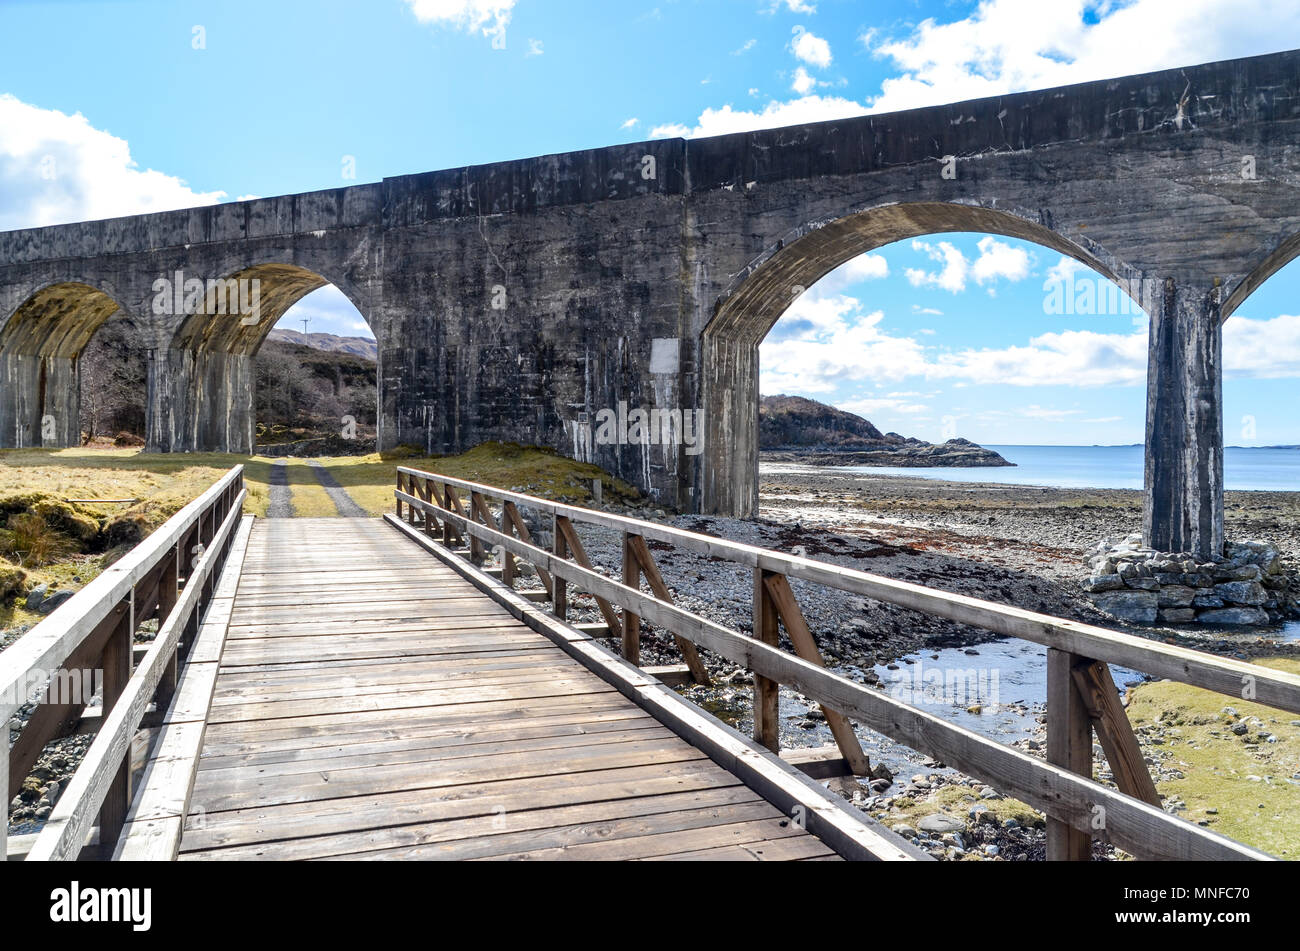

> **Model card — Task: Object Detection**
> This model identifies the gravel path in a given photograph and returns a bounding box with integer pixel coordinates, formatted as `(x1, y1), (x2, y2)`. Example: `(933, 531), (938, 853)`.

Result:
(266, 459), (293, 519)
(309, 461), (368, 518)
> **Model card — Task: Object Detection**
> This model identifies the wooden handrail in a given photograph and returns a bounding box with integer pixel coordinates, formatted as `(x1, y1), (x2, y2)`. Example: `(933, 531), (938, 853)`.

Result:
(0, 466), (245, 724)
(2, 467), (246, 861)
(393, 468), (1294, 861)
(396, 468), (1300, 713)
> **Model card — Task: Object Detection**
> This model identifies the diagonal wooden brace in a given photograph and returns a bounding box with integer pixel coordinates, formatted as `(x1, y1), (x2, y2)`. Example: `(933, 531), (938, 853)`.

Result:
(762, 573), (869, 775)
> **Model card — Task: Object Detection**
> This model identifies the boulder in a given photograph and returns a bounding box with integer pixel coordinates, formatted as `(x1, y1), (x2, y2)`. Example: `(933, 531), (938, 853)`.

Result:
(37, 590), (74, 614)
(917, 813), (966, 834)
(24, 582), (49, 611)
(1157, 586), (1196, 608)
(1213, 581), (1267, 606)
(1093, 590), (1158, 624)
(1159, 608), (1197, 624)
(1085, 574), (1125, 593)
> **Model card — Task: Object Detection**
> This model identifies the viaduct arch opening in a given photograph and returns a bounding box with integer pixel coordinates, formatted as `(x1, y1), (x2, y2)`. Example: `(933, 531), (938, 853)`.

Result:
(699, 201), (1141, 520)
(0, 281), (130, 448)
(161, 263), (378, 456)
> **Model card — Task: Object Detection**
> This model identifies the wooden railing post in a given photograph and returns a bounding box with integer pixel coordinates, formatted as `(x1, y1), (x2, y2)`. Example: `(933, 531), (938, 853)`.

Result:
(621, 532), (641, 666)
(436, 484), (453, 546)
(95, 590), (135, 851)
(154, 543), (181, 708)
(500, 505), (516, 586)
(1, 724), (7, 862)
(415, 477), (434, 537)
(395, 471), (404, 520)
(468, 491), (486, 564)
(1047, 647), (1093, 861)
(752, 568), (780, 754)
(552, 515), (568, 620)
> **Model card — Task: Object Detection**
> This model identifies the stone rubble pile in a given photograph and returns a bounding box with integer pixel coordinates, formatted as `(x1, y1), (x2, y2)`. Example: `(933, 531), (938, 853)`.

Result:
(1083, 534), (1300, 626)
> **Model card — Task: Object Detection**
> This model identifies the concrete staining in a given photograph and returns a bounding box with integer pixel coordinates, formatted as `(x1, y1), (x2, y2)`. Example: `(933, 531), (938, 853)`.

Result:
(3, 50), (1300, 559)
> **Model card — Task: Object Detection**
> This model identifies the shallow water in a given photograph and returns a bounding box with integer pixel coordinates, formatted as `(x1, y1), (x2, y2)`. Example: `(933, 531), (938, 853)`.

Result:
(871, 639), (1147, 748)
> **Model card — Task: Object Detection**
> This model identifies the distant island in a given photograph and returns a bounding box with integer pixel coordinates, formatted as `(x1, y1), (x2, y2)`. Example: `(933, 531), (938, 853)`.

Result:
(759, 395), (1013, 468)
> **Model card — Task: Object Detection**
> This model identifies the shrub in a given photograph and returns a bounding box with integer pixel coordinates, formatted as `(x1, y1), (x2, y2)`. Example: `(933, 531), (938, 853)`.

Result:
(380, 444), (426, 461)
(113, 432), (145, 448)
(2, 513), (73, 567)
(103, 511), (152, 548)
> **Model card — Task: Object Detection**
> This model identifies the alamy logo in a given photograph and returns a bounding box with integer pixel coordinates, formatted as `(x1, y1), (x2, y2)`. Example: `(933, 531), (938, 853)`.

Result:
(152, 270), (262, 326)
(887, 660), (999, 708)
(1043, 272), (1146, 317)
(50, 882), (151, 932)
(584, 402), (703, 456)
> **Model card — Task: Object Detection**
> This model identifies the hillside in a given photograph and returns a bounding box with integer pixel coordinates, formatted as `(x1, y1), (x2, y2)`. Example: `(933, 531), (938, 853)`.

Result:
(267, 329), (378, 362)
(759, 394), (1012, 468)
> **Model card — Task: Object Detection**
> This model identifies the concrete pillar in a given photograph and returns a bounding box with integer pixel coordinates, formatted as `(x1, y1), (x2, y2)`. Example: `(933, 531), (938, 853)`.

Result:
(1143, 280), (1224, 560)
(0, 353), (80, 448)
(699, 335), (759, 518)
(147, 348), (256, 454)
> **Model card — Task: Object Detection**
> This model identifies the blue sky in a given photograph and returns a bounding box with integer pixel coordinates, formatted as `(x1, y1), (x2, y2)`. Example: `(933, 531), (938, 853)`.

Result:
(1, 0), (1298, 445)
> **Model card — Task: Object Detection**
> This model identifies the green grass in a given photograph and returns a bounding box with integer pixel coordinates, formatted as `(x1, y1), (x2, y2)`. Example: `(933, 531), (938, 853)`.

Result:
(1127, 656), (1300, 859)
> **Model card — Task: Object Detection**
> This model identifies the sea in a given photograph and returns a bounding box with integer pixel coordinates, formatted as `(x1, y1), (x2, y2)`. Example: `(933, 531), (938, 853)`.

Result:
(832, 444), (1299, 492)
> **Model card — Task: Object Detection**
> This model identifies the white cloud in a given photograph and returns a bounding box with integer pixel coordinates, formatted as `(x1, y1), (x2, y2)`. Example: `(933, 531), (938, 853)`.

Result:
(906, 237), (1031, 293)
(905, 240), (968, 293)
(933, 328), (1148, 387)
(814, 253), (888, 292)
(0, 94), (225, 231)
(865, 0), (1300, 115)
(405, 0), (515, 40)
(791, 29), (832, 68)
(650, 94), (868, 139)
(971, 236), (1031, 284)
(1224, 312), (1300, 379)
(660, 1), (1299, 147)
(620, 118), (640, 130)
(792, 67), (816, 95)
(841, 397), (929, 416)
(734, 39), (758, 55)
(766, 0), (817, 13)
(526, 38), (544, 56)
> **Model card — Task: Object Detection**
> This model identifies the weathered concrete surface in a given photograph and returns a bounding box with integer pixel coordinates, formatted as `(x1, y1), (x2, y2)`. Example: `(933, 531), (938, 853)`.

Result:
(2, 49), (1300, 557)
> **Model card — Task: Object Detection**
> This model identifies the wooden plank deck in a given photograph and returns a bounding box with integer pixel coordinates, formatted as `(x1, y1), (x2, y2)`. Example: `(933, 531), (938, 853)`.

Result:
(178, 519), (841, 861)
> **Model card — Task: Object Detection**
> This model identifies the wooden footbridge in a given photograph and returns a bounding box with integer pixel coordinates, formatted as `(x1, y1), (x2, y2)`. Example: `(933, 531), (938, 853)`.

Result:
(3, 466), (1299, 862)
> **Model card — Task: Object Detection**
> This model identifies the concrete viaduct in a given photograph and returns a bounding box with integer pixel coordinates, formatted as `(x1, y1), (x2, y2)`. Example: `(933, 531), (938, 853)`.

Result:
(2, 48), (1299, 560)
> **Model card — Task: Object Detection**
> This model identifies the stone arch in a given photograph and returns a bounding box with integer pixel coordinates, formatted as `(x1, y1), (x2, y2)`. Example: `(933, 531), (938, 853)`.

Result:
(698, 200), (1143, 517)
(156, 261), (378, 454)
(0, 280), (130, 448)
(1222, 233), (1300, 320)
